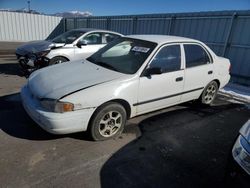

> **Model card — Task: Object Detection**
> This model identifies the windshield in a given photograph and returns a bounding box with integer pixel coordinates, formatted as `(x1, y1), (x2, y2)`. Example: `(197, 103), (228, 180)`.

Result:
(52, 30), (85, 44)
(87, 38), (157, 74)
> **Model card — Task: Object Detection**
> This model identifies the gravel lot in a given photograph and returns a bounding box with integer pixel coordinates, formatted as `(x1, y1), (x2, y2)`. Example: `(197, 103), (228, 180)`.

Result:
(0, 55), (249, 188)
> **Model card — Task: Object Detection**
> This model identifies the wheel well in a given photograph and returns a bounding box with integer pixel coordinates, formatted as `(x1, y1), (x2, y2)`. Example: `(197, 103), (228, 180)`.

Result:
(87, 99), (132, 132)
(213, 79), (220, 88)
(91, 99), (131, 120)
(52, 56), (69, 61)
(108, 99), (131, 119)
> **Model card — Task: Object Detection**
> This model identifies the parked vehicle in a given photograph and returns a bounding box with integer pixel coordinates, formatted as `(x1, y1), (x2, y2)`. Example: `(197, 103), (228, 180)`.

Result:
(21, 35), (231, 140)
(226, 119), (250, 187)
(16, 28), (122, 75)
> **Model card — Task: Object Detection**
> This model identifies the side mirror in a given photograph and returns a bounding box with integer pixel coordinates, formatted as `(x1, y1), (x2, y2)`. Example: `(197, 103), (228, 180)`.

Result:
(144, 67), (162, 76)
(76, 40), (88, 48)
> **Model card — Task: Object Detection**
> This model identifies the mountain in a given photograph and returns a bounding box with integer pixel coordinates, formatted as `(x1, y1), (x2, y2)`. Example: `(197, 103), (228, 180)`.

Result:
(52, 11), (92, 17)
(0, 9), (92, 17)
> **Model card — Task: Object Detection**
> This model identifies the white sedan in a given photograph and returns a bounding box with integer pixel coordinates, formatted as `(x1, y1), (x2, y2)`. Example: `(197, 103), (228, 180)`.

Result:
(21, 35), (231, 140)
(16, 28), (122, 74)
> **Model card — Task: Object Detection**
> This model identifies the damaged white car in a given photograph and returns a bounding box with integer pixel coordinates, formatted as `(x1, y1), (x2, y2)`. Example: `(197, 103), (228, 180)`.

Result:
(16, 28), (122, 75)
(21, 35), (231, 140)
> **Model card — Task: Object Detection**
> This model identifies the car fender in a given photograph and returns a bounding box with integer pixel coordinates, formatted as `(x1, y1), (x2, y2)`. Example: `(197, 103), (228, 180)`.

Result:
(60, 75), (139, 118)
(46, 45), (73, 61)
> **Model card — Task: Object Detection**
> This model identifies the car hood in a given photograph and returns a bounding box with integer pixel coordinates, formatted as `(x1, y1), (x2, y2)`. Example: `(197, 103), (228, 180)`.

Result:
(16, 40), (64, 55)
(28, 60), (125, 99)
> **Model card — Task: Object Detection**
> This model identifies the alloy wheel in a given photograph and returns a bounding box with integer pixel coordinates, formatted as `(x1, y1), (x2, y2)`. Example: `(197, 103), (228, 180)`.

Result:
(98, 111), (122, 137)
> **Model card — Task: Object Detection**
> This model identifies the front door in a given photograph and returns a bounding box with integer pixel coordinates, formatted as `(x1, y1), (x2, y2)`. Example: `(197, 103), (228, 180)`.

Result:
(74, 33), (105, 60)
(136, 44), (185, 115)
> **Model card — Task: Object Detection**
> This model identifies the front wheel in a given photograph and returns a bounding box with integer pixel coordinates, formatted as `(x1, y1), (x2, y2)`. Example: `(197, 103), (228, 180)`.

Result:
(49, 56), (68, 65)
(89, 102), (127, 141)
(200, 81), (218, 105)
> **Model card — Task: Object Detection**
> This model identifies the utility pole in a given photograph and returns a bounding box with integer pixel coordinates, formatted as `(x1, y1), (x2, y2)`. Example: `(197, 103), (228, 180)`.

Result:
(27, 1), (31, 13)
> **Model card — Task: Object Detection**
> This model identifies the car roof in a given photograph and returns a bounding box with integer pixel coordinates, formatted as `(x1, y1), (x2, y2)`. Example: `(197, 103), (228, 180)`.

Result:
(71, 28), (122, 35)
(126, 35), (200, 45)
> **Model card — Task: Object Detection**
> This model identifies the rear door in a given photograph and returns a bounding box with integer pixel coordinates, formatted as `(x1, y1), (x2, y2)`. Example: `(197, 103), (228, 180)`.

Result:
(182, 43), (214, 101)
(136, 44), (185, 114)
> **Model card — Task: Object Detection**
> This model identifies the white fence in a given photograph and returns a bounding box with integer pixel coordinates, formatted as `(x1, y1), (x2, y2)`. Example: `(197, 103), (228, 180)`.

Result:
(0, 11), (62, 41)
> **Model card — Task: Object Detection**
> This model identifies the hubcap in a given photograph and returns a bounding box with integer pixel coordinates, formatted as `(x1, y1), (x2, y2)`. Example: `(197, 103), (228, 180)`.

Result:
(204, 84), (216, 103)
(98, 111), (122, 137)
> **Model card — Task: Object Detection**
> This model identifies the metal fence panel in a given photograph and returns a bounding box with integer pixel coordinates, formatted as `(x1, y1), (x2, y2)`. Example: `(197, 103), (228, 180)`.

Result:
(88, 18), (107, 29)
(110, 18), (134, 34)
(76, 18), (87, 28)
(0, 11), (62, 41)
(136, 18), (171, 34)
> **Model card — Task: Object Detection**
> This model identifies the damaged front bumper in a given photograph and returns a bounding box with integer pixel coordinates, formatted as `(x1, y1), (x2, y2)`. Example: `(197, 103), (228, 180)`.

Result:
(16, 53), (50, 76)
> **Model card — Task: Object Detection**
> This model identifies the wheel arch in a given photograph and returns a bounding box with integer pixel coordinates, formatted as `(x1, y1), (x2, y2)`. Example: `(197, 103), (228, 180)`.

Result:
(213, 79), (220, 88)
(51, 55), (70, 62)
(89, 99), (132, 126)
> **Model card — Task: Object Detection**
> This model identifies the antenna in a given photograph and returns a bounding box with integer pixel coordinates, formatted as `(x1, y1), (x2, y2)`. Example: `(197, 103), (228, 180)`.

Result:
(27, 1), (31, 13)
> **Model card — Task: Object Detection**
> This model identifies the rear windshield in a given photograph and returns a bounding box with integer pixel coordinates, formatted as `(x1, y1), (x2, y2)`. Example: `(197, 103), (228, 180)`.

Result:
(52, 30), (85, 44)
(87, 37), (157, 74)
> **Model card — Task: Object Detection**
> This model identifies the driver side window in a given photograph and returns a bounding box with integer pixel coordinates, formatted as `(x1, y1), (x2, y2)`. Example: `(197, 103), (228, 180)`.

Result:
(82, 33), (102, 45)
(149, 45), (181, 73)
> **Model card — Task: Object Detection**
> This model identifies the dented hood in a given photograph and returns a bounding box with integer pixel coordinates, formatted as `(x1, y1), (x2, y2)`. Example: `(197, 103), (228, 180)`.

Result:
(28, 60), (125, 99)
(16, 40), (64, 55)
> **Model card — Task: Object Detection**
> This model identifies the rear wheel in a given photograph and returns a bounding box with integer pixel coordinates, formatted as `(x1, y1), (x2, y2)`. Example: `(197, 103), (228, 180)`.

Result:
(200, 81), (218, 105)
(49, 56), (68, 65)
(89, 102), (127, 141)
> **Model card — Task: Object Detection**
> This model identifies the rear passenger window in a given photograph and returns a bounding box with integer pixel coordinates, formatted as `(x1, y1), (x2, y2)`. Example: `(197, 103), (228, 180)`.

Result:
(184, 44), (210, 68)
(149, 45), (181, 73)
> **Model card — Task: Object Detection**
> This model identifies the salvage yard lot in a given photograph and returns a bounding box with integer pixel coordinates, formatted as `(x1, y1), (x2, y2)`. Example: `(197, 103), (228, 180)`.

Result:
(0, 56), (249, 187)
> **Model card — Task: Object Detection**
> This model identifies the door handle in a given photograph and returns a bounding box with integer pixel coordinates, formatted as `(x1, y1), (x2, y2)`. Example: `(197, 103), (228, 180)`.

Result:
(208, 70), (213, 74)
(175, 77), (183, 82)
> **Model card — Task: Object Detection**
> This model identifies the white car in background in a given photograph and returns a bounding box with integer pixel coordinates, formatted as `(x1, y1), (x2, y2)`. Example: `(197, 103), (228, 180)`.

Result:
(21, 35), (231, 140)
(16, 28), (122, 75)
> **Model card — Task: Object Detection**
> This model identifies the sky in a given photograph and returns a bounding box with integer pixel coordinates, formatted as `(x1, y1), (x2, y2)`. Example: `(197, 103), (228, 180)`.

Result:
(0, 0), (250, 16)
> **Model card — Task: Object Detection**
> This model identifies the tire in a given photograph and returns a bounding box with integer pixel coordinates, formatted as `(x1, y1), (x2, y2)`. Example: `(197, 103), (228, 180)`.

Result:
(89, 102), (127, 141)
(49, 56), (68, 65)
(200, 81), (218, 105)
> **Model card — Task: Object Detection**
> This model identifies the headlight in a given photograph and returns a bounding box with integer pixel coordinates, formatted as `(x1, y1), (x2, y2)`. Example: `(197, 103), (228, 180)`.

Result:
(232, 135), (250, 175)
(40, 99), (74, 113)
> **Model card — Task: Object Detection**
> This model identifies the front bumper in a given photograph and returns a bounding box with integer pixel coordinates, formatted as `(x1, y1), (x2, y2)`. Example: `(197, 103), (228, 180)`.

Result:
(21, 85), (95, 134)
(16, 54), (50, 75)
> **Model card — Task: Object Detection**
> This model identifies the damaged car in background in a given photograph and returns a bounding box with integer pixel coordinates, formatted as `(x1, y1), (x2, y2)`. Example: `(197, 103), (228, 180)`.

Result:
(21, 35), (231, 141)
(16, 28), (122, 76)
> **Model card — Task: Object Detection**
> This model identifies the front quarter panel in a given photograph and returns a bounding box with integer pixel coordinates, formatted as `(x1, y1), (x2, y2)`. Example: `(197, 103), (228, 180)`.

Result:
(46, 44), (74, 61)
(61, 75), (139, 118)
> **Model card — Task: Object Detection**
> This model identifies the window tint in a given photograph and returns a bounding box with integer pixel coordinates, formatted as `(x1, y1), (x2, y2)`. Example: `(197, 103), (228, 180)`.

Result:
(184, 44), (210, 68)
(149, 45), (181, 73)
(83, 33), (102, 44)
(104, 33), (120, 43)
